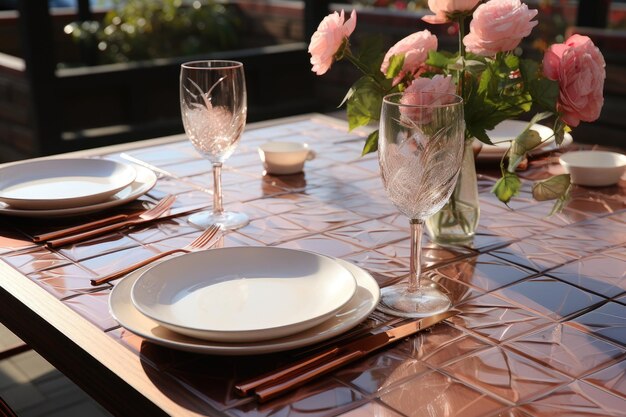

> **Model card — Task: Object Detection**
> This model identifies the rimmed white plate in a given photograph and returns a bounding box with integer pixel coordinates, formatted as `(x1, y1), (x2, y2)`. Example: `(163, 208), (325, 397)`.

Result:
(131, 247), (357, 342)
(110, 258), (380, 355)
(0, 165), (157, 218)
(476, 120), (573, 161)
(0, 158), (137, 209)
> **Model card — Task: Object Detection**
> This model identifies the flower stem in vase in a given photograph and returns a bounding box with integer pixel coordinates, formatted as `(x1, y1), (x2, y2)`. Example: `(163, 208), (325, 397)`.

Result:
(426, 139), (480, 245)
(458, 15), (467, 100)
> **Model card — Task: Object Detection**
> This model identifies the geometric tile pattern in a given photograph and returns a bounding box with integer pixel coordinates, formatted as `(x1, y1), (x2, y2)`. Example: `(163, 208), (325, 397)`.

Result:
(583, 359), (626, 398)
(505, 324), (626, 378)
(492, 276), (604, 320)
(519, 380), (626, 416)
(442, 346), (571, 403)
(568, 302), (626, 346)
(547, 253), (626, 298)
(1, 116), (624, 416)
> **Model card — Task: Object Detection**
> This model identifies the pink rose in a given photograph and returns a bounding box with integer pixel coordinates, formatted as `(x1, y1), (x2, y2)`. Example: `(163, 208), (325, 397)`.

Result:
(543, 34), (605, 127)
(400, 75), (456, 123)
(404, 74), (456, 99)
(308, 10), (357, 75)
(423, 0), (481, 24)
(380, 30), (438, 84)
(463, 0), (538, 56)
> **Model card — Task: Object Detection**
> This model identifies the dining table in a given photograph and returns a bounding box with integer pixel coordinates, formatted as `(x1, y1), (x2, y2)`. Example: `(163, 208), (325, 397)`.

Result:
(0, 113), (624, 417)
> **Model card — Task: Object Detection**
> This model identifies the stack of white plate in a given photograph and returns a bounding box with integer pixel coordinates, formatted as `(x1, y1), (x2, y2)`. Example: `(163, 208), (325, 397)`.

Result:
(0, 158), (157, 217)
(476, 120), (573, 162)
(109, 247), (381, 355)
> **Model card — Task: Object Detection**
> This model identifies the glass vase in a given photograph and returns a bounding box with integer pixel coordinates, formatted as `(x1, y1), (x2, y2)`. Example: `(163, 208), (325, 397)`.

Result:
(425, 139), (479, 245)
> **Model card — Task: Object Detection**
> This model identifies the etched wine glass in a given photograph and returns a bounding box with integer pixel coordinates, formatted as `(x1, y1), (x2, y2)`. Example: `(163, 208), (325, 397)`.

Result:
(378, 92), (465, 317)
(180, 60), (248, 230)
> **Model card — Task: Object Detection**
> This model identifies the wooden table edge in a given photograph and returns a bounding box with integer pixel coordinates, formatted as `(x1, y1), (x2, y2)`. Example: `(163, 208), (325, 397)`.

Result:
(0, 260), (225, 416)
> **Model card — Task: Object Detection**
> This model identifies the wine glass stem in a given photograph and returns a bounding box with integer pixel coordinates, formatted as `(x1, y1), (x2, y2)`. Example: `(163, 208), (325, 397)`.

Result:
(212, 162), (224, 215)
(408, 219), (424, 293)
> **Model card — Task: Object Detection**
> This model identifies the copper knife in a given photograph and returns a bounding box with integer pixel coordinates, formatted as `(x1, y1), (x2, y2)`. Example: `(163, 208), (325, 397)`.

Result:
(45, 202), (209, 248)
(235, 309), (458, 402)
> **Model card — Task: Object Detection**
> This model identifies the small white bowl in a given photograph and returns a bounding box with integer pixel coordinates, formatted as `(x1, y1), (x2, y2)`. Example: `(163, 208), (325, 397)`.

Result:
(258, 141), (315, 175)
(559, 151), (626, 187)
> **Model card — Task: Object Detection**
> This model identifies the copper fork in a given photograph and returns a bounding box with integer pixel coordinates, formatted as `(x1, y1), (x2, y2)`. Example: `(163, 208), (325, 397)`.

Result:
(90, 224), (220, 286)
(45, 195), (176, 248)
(34, 195), (177, 243)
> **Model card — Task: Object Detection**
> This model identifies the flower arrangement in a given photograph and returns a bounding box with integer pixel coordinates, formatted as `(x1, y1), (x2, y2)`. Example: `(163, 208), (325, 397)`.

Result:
(308, 0), (606, 214)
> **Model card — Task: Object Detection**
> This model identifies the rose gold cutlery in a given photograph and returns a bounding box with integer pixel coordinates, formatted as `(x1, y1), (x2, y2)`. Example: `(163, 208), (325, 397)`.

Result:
(32, 195), (176, 243)
(44, 195), (176, 248)
(33, 214), (131, 243)
(90, 224), (220, 286)
(235, 309), (458, 402)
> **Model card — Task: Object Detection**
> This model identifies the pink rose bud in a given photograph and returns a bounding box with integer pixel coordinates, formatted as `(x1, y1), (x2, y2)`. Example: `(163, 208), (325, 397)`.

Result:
(308, 10), (357, 75)
(423, 0), (481, 24)
(463, 0), (538, 56)
(380, 30), (438, 84)
(543, 34), (606, 127)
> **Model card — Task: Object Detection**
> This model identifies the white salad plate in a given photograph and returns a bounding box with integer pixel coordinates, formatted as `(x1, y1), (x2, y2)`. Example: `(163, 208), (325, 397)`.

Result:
(130, 247), (357, 342)
(0, 158), (137, 210)
(0, 165), (157, 218)
(476, 120), (573, 161)
(110, 257), (380, 355)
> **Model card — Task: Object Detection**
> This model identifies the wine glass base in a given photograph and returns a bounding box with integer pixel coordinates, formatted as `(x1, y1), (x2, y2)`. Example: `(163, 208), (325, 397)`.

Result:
(188, 211), (249, 231)
(377, 282), (451, 318)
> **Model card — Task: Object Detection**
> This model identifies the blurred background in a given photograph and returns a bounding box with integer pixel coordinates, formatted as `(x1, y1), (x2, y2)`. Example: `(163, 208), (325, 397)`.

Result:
(0, 0), (623, 162)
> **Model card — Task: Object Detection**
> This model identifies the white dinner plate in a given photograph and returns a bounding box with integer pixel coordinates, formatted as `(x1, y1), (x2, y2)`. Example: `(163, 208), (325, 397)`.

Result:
(110, 257), (380, 355)
(0, 158), (137, 209)
(0, 165), (157, 218)
(475, 120), (573, 161)
(131, 247), (357, 342)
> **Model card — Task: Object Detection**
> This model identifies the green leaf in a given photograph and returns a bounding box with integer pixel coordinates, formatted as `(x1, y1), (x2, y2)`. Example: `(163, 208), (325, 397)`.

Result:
(464, 59), (487, 76)
(347, 100), (373, 131)
(447, 56), (464, 72)
(548, 196), (568, 216)
(362, 130), (379, 155)
(464, 89), (498, 145)
(537, 174), (572, 216)
(467, 124), (492, 145)
(478, 64), (496, 95)
(504, 54), (519, 70)
(426, 50), (455, 69)
(515, 129), (543, 151)
(385, 54), (405, 79)
(356, 35), (385, 75)
(519, 59), (539, 87)
(508, 130), (541, 171)
(529, 111), (553, 126)
(346, 76), (383, 131)
(553, 117), (570, 146)
(496, 92), (533, 114)
(466, 99), (529, 143)
(532, 174), (571, 201)
(338, 86), (356, 108)
(530, 79), (559, 112)
(492, 171), (522, 204)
